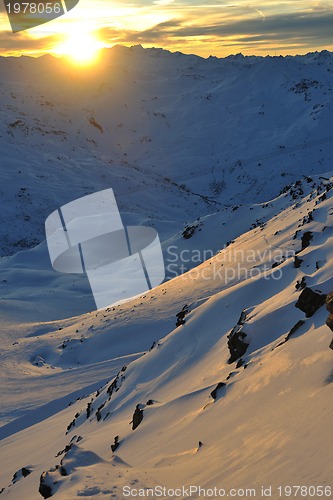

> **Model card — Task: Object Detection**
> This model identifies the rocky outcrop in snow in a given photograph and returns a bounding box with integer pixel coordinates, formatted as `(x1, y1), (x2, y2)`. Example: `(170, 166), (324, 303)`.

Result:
(295, 287), (327, 318)
(227, 310), (249, 363)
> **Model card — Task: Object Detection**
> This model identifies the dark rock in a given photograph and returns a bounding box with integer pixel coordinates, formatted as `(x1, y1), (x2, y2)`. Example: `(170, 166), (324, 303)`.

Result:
(300, 231), (313, 251)
(146, 399), (154, 405)
(55, 443), (73, 458)
(295, 287), (327, 317)
(107, 379), (118, 396)
(227, 330), (249, 363)
(295, 277), (306, 290)
(294, 256), (303, 268)
(285, 320), (305, 341)
(210, 382), (226, 400)
(12, 467), (32, 484)
(132, 405), (143, 430)
(227, 311), (249, 363)
(176, 305), (189, 327)
(21, 468), (31, 478)
(329, 337), (333, 350)
(273, 340), (286, 350)
(176, 315), (186, 327)
(236, 310), (247, 325)
(182, 225), (196, 239)
(59, 467), (67, 477)
(66, 419), (75, 433)
(274, 320), (306, 350)
(38, 473), (53, 499)
(236, 358), (244, 368)
(86, 400), (93, 419)
(111, 436), (120, 452)
(96, 402), (105, 422)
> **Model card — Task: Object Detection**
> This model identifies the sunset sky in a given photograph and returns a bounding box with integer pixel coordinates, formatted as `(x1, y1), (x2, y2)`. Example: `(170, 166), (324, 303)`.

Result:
(0, 0), (333, 59)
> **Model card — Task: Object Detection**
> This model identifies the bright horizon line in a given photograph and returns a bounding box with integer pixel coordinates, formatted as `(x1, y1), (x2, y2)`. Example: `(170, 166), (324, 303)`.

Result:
(0, 43), (332, 60)
(1, 0), (333, 60)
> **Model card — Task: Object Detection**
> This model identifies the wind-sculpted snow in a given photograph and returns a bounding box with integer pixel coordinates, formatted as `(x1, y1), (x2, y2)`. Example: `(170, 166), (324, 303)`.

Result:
(0, 171), (332, 498)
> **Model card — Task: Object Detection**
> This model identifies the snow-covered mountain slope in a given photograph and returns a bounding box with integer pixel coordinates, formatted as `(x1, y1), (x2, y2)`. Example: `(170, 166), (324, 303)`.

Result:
(0, 172), (332, 498)
(0, 46), (333, 256)
(0, 48), (333, 498)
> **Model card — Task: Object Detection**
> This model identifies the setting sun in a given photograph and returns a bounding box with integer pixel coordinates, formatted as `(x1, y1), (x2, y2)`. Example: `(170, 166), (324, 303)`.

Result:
(57, 31), (102, 65)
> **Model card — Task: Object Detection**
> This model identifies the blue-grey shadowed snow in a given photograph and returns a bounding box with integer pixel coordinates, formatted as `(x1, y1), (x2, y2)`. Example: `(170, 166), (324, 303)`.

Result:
(0, 378), (110, 441)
